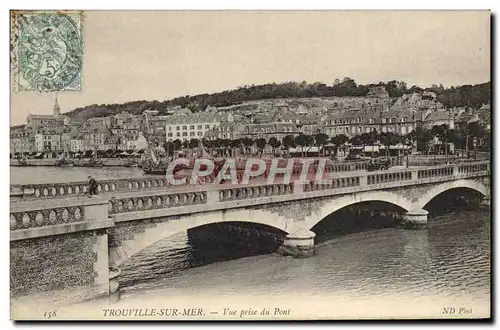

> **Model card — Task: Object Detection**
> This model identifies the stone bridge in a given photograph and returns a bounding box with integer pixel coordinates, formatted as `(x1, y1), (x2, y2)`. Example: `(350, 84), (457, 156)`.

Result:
(10, 160), (490, 306)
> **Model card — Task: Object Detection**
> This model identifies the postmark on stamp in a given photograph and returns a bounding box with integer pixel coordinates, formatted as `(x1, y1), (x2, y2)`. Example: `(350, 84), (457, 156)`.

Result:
(11, 10), (83, 92)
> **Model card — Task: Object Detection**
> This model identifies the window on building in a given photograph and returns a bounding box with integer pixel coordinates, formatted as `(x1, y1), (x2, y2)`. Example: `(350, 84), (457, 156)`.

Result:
(168, 126), (172, 131)
(182, 126), (187, 130)
(182, 132), (187, 136)
(176, 126), (180, 130)
(176, 133), (180, 137)
(205, 125), (210, 129)
(168, 133), (173, 137)
(391, 118), (396, 123)
(197, 131), (202, 136)
(190, 125), (195, 130)
(198, 125), (202, 130)
(190, 132), (195, 136)
(403, 117), (408, 122)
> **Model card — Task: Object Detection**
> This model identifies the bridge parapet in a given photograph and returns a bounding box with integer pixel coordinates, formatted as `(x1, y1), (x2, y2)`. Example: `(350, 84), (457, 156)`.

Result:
(10, 160), (490, 226)
(10, 197), (114, 241)
(108, 190), (208, 215)
(219, 183), (294, 202)
(10, 196), (113, 306)
(10, 176), (175, 202)
(418, 165), (454, 179)
(458, 162), (489, 174)
(11, 159), (489, 202)
(111, 161), (488, 222)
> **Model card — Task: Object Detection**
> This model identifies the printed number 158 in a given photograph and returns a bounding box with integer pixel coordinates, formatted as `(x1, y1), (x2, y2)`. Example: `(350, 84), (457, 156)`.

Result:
(44, 311), (57, 319)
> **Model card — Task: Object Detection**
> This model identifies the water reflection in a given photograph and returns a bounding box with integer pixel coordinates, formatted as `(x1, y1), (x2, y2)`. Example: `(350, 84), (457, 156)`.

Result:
(119, 209), (490, 304)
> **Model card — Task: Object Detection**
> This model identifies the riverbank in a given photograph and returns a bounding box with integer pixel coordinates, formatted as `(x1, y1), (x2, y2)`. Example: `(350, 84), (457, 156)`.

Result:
(10, 166), (149, 185)
(10, 158), (139, 167)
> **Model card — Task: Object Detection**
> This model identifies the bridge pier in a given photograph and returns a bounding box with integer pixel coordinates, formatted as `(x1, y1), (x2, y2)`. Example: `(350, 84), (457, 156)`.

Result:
(479, 195), (490, 211)
(403, 209), (429, 229)
(277, 229), (316, 258)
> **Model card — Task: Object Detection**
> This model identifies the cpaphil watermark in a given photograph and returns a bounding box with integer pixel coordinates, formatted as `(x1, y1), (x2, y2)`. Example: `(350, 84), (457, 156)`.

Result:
(165, 158), (333, 186)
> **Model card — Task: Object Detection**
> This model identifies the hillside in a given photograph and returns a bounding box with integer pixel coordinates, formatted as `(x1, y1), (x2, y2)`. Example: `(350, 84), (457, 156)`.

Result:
(65, 80), (491, 122)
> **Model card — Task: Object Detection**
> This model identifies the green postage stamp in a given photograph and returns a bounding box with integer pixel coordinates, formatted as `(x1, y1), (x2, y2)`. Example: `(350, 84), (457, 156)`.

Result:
(11, 10), (83, 92)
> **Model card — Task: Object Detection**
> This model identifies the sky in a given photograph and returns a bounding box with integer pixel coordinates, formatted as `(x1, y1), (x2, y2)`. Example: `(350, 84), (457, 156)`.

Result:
(10, 10), (491, 125)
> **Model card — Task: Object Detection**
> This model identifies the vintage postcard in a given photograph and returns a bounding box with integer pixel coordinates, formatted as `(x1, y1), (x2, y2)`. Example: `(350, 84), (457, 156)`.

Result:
(9, 10), (491, 320)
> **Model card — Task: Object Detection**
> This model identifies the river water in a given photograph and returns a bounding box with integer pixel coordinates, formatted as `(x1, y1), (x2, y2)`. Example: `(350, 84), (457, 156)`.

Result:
(10, 166), (154, 185)
(116, 211), (490, 310)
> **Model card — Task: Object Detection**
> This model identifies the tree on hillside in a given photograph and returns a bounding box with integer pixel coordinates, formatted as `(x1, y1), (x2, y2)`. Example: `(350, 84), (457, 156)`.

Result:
(62, 80), (490, 123)
(385, 80), (408, 97)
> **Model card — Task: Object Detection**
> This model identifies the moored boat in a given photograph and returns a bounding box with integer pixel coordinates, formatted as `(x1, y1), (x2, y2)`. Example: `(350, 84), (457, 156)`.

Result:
(17, 157), (30, 167)
(55, 151), (74, 167)
(80, 158), (104, 167)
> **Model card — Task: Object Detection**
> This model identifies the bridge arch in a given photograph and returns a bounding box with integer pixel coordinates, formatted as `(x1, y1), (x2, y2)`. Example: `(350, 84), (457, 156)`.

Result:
(304, 190), (412, 230)
(414, 179), (488, 211)
(110, 208), (291, 266)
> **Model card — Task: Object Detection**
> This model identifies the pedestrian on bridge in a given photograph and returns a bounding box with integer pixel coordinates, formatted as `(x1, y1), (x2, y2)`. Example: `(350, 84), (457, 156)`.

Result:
(88, 176), (98, 197)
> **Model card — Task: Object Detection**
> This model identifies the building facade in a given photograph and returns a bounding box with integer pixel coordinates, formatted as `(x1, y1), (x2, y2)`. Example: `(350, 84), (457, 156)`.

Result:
(164, 107), (234, 142)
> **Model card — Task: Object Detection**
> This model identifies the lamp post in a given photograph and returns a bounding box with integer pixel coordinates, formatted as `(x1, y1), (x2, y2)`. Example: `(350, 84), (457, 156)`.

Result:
(473, 136), (477, 160)
(465, 123), (469, 159)
(405, 138), (410, 168)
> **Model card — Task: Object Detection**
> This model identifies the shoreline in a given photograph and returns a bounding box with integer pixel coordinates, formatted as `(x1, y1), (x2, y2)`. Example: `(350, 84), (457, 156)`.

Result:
(10, 158), (139, 167)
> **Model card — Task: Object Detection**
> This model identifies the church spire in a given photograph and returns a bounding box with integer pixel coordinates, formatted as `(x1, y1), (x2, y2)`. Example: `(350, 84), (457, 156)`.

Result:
(53, 93), (60, 116)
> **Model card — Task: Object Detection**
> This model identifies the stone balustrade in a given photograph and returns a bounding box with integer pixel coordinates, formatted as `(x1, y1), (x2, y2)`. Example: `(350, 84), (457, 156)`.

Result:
(10, 197), (113, 240)
(304, 176), (360, 191)
(219, 183), (294, 202)
(367, 170), (412, 185)
(10, 161), (489, 225)
(10, 176), (175, 201)
(10, 202), (84, 231)
(417, 165), (454, 180)
(325, 162), (363, 173)
(109, 191), (208, 215)
(459, 162), (488, 174)
(12, 158), (487, 202)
